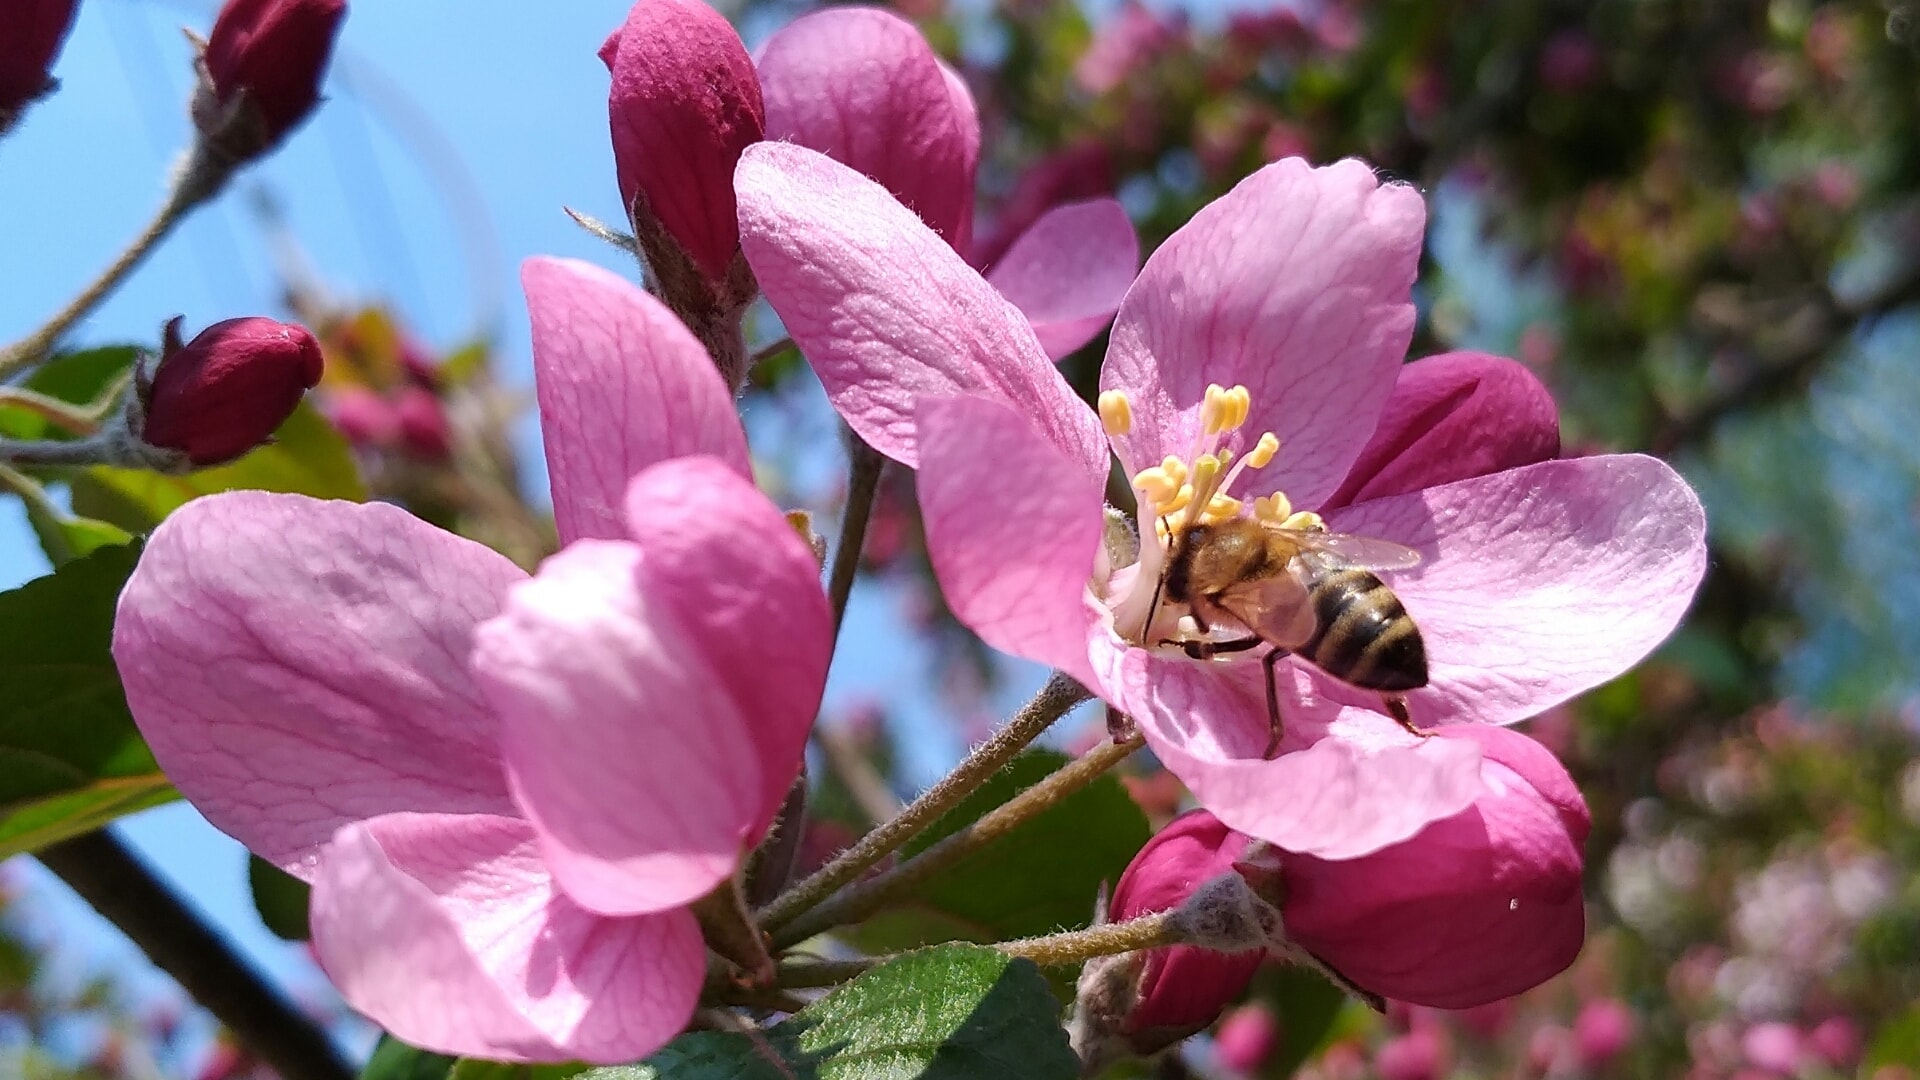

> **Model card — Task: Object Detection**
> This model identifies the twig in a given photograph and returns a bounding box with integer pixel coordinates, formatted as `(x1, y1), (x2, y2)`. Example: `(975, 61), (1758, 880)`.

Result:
(827, 434), (884, 642)
(756, 673), (1092, 937)
(36, 831), (355, 1080)
(772, 733), (1143, 948)
(814, 723), (902, 826)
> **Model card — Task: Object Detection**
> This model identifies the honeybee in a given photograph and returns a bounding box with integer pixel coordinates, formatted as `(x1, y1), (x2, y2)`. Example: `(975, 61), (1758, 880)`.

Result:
(1156, 516), (1428, 756)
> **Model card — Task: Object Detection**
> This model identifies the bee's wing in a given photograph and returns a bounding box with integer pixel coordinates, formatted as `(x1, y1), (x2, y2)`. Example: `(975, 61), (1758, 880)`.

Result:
(1213, 572), (1316, 649)
(1289, 530), (1423, 572)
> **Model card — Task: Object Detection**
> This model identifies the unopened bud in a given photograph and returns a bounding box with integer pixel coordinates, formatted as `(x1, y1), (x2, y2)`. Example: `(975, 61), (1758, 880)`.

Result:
(393, 385), (451, 460)
(0, 0), (79, 133)
(136, 316), (324, 468)
(192, 0), (346, 160)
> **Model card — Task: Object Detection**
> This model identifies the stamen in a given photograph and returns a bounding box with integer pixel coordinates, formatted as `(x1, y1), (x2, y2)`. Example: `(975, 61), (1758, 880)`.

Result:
(1201, 494), (1242, 522)
(1200, 384), (1228, 435)
(1254, 493), (1293, 522)
(1282, 510), (1325, 531)
(1098, 390), (1134, 436)
(1159, 483), (1193, 517)
(1222, 385), (1251, 432)
(1244, 431), (1279, 468)
(1132, 466), (1181, 506)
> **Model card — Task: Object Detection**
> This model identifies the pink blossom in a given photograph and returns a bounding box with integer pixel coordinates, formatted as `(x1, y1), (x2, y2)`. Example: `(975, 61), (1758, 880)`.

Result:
(1213, 1003), (1279, 1074)
(755, 8), (1139, 359)
(112, 257), (829, 1062)
(1375, 1028), (1446, 1080)
(1574, 997), (1637, 1067)
(737, 146), (1706, 858)
(1074, 0), (1184, 95)
(1742, 1022), (1805, 1074)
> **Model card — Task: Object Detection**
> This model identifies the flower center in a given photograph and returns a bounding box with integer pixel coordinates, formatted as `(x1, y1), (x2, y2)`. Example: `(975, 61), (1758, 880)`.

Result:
(1095, 384), (1324, 644)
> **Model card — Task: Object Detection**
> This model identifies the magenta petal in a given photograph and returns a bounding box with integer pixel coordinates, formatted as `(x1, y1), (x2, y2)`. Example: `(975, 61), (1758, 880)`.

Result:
(1322, 352), (1561, 510)
(737, 142), (1107, 479)
(112, 493), (524, 879)
(523, 257), (750, 545)
(986, 198), (1140, 360)
(1100, 158), (1425, 508)
(475, 539), (755, 916)
(757, 7), (978, 247)
(917, 396), (1105, 689)
(621, 456), (831, 842)
(1324, 454), (1708, 727)
(311, 813), (703, 1063)
(1090, 640), (1484, 858)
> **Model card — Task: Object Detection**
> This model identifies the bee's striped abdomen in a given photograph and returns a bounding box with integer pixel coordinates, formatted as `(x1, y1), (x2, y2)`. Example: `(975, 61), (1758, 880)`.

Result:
(1299, 568), (1428, 692)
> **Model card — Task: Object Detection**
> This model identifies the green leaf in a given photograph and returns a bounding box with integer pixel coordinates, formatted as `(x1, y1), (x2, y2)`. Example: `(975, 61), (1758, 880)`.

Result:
(853, 750), (1150, 952)
(70, 401), (365, 531)
(591, 944), (1077, 1080)
(1868, 1004), (1920, 1069)
(248, 853), (312, 941)
(360, 1036), (457, 1080)
(0, 346), (139, 441)
(448, 1061), (589, 1080)
(0, 543), (179, 858)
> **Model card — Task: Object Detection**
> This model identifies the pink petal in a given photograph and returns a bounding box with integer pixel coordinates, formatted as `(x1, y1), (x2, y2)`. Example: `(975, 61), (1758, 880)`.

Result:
(310, 813), (702, 1063)
(523, 257), (750, 545)
(757, 7), (978, 247)
(916, 395), (1105, 689)
(111, 493), (525, 879)
(737, 141), (1108, 479)
(601, 0), (763, 283)
(1323, 454), (1708, 727)
(1322, 352), (1561, 511)
(1100, 158), (1425, 509)
(478, 456), (827, 917)
(985, 198), (1140, 360)
(474, 540), (756, 916)
(621, 456), (831, 842)
(1090, 638), (1484, 858)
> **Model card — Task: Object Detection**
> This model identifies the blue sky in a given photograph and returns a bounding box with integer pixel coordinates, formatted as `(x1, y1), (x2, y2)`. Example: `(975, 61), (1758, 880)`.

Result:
(1, 0), (1062, 1065)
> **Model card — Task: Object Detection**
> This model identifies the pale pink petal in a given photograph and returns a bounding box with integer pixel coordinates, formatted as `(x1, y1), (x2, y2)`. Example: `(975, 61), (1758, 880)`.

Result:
(621, 456), (831, 842)
(1100, 158), (1425, 509)
(1322, 454), (1708, 727)
(112, 493), (524, 880)
(986, 198), (1140, 360)
(757, 7), (977, 247)
(310, 813), (702, 1064)
(917, 395), (1104, 689)
(1323, 352), (1560, 510)
(1089, 636), (1484, 858)
(523, 257), (749, 545)
(474, 540), (756, 917)
(737, 142), (1108, 479)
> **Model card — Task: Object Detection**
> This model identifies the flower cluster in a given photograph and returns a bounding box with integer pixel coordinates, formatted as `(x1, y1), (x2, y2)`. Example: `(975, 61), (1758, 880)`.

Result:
(96, 0), (1711, 1070)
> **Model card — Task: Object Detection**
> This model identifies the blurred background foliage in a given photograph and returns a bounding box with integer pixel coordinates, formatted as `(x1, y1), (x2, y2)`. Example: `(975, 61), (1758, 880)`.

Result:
(8, 0), (1920, 1078)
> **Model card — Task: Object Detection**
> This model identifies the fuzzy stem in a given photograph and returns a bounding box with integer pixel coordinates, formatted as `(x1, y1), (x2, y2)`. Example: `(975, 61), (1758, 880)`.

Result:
(769, 911), (1181, 991)
(772, 732), (1143, 948)
(0, 145), (231, 380)
(0, 434), (122, 467)
(749, 336), (794, 368)
(826, 433), (884, 642)
(757, 673), (1092, 936)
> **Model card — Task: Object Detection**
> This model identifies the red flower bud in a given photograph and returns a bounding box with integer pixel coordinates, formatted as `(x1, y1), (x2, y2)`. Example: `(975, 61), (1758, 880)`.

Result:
(601, 0), (763, 284)
(1277, 726), (1589, 1009)
(1105, 810), (1266, 1053)
(0, 0), (78, 125)
(393, 384), (451, 460)
(195, 0), (346, 152)
(141, 317), (325, 467)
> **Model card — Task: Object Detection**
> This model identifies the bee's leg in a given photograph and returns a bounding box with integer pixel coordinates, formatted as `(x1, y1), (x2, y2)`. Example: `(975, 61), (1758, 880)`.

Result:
(1174, 635), (1263, 659)
(1262, 646), (1291, 759)
(1383, 695), (1427, 738)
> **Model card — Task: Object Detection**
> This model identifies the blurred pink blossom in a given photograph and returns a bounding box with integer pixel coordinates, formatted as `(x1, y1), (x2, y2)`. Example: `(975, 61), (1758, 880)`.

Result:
(113, 258), (830, 1062)
(1742, 1021), (1804, 1074)
(1375, 1028), (1446, 1080)
(1808, 1016), (1864, 1069)
(1574, 997), (1636, 1068)
(1213, 1002), (1280, 1074)
(1074, 0), (1183, 94)
(738, 146), (1706, 860)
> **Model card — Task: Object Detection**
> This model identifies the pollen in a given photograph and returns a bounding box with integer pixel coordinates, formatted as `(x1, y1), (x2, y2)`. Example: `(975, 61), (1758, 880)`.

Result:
(1098, 390), (1134, 436)
(1145, 386), (1310, 543)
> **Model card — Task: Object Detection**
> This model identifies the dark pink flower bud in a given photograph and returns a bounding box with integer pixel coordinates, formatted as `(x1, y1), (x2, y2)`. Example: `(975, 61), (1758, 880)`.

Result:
(393, 384), (451, 460)
(141, 317), (324, 467)
(0, 0), (78, 126)
(325, 385), (399, 448)
(195, 0), (346, 152)
(1808, 1017), (1863, 1069)
(1574, 998), (1636, 1068)
(602, 0), (763, 284)
(1106, 810), (1267, 1052)
(1212, 1003), (1279, 1075)
(1278, 726), (1589, 1009)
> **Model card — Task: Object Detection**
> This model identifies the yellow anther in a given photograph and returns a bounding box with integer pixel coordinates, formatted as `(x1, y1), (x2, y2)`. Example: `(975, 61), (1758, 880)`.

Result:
(1097, 390), (1134, 437)
(1159, 456), (1189, 485)
(1282, 510), (1325, 532)
(1244, 431), (1280, 469)
(1201, 383), (1229, 434)
(1202, 494), (1243, 522)
(1221, 385), (1252, 432)
(1132, 466), (1181, 505)
(1254, 493), (1293, 522)
(1159, 484), (1193, 517)
(1188, 453), (1222, 503)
